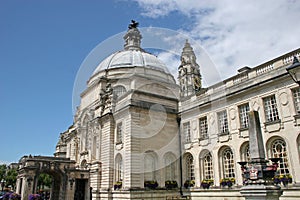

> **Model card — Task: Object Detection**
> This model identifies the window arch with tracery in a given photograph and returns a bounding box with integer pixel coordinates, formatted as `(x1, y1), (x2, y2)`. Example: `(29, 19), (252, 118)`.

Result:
(240, 142), (250, 163)
(115, 155), (123, 182)
(270, 139), (289, 175)
(222, 148), (235, 178)
(203, 152), (214, 180)
(185, 154), (194, 181)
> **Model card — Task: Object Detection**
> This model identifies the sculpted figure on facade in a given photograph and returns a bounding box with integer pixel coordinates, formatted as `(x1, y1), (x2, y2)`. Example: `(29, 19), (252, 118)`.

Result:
(99, 82), (114, 115)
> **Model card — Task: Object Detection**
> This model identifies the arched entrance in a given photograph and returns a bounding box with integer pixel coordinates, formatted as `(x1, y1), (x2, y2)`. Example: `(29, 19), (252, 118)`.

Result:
(34, 170), (61, 200)
(16, 155), (89, 200)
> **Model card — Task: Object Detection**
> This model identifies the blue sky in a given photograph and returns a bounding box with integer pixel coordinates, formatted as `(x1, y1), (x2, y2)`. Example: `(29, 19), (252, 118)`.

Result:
(1, 0), (299, 164)
(0, 0), (187, 164)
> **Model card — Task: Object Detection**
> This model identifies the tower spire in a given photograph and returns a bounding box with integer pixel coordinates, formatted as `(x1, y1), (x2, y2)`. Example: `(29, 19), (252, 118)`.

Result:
(123, 20), (142, 50)
(178, 40), (202, 97)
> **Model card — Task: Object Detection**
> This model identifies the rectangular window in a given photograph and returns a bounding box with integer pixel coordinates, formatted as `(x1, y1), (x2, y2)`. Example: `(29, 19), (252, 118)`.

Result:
(263, 95), (280, 122)
(116, 122), (122, 144)
(292, 88), (300, 114)
(199, 117), (208, 139)
(183, 122), (191, 143)
(218, 110), (229, 135)
(239, 103), (250, 129)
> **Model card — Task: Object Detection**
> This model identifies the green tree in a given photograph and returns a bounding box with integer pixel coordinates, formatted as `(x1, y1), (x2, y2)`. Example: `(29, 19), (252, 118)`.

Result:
(0, 164), (7, 181)
(38, 173), (52, 190)
(5, 168), (17, 189)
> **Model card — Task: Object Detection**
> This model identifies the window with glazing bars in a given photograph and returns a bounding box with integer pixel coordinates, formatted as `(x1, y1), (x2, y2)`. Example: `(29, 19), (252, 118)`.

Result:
(186, 154), (195, 180)
(292, 87), (300, 114)
(239, 103), (250, 129)
(183, 122), (191, 143)
(116, 122), (122, 144)
(218, 110), (229, 134)
(223, 149), (235, 178)
(116, 156), (123, 182)
(244, 145), (251, 162)
(199, 117), (208, 139)
(263, 95), (280, 122)
(271, 139), (290, 175)
(203, 153), (214, 180)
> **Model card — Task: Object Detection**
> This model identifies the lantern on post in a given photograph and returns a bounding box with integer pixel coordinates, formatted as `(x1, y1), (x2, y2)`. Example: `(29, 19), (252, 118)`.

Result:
(286, 56), (300, 85)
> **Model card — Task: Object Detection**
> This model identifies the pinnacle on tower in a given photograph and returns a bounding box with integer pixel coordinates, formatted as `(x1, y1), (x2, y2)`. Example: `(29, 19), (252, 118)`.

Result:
(178, 40), (202, 97)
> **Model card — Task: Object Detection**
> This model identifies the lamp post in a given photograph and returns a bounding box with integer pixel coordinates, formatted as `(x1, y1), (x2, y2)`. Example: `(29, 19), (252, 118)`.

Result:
(286, 56), (300, 85)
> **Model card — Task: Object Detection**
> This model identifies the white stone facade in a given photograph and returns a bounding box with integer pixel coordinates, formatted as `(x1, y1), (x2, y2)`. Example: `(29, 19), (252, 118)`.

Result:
(53, 23), (300, 199)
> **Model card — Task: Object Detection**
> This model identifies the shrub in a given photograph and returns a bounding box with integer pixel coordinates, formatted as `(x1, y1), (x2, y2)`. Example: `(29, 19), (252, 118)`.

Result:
(9, 193), (21, 200)
(2, 192), (11, 200)
(184, 180), (195, 188)
(220, 178), (235, 187)
(201, 179), (214, 189)
(165, 180), (178, 189)
(144, 180), (158, 189)
(114, 181), (122, 190)
(28, 194), (41, 200)
(273, 174), (292, 186)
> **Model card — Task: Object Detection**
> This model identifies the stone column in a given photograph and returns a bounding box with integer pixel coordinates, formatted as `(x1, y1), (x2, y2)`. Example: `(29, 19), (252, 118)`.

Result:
(193, 155), (201, 187)
(240, 111), (282, 200)
(20, 176), (34, 200)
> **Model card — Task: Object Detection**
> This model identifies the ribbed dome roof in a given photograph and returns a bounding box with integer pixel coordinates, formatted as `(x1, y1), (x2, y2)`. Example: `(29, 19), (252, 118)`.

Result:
(93, 21), (170, 75)
(93, 49), (170, 75)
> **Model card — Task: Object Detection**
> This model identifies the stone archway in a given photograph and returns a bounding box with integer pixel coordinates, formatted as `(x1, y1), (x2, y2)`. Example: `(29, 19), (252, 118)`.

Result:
(16, 155), (89, 200)
(34, 170), (62, 200)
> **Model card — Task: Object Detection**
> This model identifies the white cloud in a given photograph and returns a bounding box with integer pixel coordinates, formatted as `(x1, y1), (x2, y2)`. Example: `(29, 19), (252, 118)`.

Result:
(156, 51), (180, 77)
(135, 0), (300, 84)
(0, 160), (11, 165)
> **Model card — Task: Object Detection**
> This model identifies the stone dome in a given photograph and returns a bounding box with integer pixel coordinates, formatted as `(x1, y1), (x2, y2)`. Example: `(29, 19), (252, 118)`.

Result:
(92, 23), (170, 75)
(93, 49), (170, 75)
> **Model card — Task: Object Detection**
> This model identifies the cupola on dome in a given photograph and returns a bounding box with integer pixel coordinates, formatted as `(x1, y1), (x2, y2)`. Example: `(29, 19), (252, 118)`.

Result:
(93, 21), (170, 75)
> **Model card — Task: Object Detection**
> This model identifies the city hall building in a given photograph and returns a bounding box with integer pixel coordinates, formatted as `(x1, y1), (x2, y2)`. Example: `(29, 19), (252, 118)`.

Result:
(16, 23), (300, 199)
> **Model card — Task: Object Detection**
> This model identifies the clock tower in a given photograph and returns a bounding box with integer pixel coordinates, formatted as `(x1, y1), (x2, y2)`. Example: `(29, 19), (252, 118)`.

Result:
(178, 40), (202, 97)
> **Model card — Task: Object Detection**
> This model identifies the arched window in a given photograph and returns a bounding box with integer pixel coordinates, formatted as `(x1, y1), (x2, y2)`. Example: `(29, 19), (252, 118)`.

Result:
(222, 148), (235, 178)
(240, 142), (250, 162)
(164, 153), (176, 181)
(115, 154), (123, 182)
(203, 152), (214, 180)
(185, 154), (194, 180)
(113, 85), (126, 99)
(144, 153), (157, 181)
(81, 159), (87, 169)
(270, 139), (289, 174)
